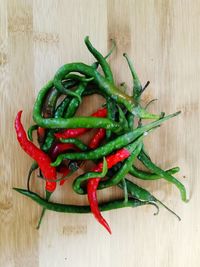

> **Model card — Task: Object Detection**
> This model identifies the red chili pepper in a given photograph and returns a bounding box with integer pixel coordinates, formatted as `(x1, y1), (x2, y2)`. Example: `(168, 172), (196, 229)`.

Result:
(55, 107), (107, 139)
(88, 128), (106, 149)
(87, 148), (131, 234)
(14, 111), (57, 192)
(50, 143), (78, 160)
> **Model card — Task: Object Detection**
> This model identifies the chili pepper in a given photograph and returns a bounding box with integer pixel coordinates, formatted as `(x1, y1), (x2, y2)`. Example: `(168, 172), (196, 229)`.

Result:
(91, 39), (116, 69)
(138, 149), (187, 202)
(73, 157), (110, 194)
(14, 188), (156, 213)
(127, 112), (134, 130)
(88, 128), (106, 149)
(27, 125), (38, 141)
(50, 143), (78, 161)
(98, 142), (143, 190)
(123, 53), (142, 102)
(53, 62), (162, 119)
(105, 97), (116, 140)
(33, 80), (120, 131)
(60, 138), (88, 151)
(55, 97), (70, 118)
(43, 87), (60, 117)
(65, 74), (94, 83)
(15, 111), (56, 230)
(72, 137), (142, 233)
(27, 161), (38, 191)
(117, 105), (129, 134)
(121, 178), (128, 203)
(118, 179), (181, 220)
(86, 141), (143, 234)
(41, 130), (55, 152)
(64, 82), (86, 118)
(84, 36), (114, 83)
(15, 111), (57, 192)
(51, 111), (180, 166)
(55, 107), (107, 139)
(129, 165), (180, 180)
(73, 137), (143, 194)
(42, 82), (91, 153)
(38, 88), (61, 147)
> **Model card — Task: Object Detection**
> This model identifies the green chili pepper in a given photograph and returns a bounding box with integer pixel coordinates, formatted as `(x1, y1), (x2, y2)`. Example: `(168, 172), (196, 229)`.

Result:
(118, 179), (181, 220)
(117, 105), (129, 134)
(54, 97), (70, 118)
(33, 80), (121, 132)
(73, 157), (108, 194)
(127, 112), (134, 131)
(13, 188), (156, 213)
(64, 83), (86, 118)
(85, 36), (114, 83)
(41, 130), (55, 152)
(27, 125), (38, 141)
(98, 142), (142, 190)
(121, 177), (128, 203)
(51, 111), (180, 166)
(53, 61), (162, 119)
(65, 74), (93, 83)
(27, 161), (38, 191)
(129, 165), (180, 180)
(138, 149), (187, 202)
(72, 138), (143, 195)
(60, 138), (88, 151)
(43, 88), (60, 117)
(123, 53), (142, 102)
(91, 39), (116, 69)
(106, 97), (116, 140)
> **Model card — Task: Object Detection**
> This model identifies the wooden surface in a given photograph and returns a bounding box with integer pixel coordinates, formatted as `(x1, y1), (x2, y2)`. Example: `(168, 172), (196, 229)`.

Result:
(0, 0), (200, 266)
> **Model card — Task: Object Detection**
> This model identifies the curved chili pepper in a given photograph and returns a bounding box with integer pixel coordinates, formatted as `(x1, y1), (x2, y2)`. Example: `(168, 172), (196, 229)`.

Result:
(88, 128), (106, 149)
(14, 188), (154, 213)
(138, 149), (187, 202)
(51, 111), (180, 166)
(50, 143), (78, 160)
(14, 111), (57, 193)
(64, 82), (86, 118)
(118, 179), (181, 220)
(33, 80), (121, 132)
(55, 107), (107, 139)
(86, 147), (132, 234)
(53, 39), (160, 119)
(84, 36), (114, 83)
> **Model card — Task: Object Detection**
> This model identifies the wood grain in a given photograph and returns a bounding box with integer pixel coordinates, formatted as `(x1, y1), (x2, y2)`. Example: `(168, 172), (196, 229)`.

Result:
(0, 0), (200, 266)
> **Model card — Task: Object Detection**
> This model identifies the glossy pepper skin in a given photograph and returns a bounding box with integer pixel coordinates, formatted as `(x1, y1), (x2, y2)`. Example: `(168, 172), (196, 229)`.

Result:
(13, 188), (152, 213)
(55, 107), (107, 139)
(15, 111), (57, 192)
(86, 147), (131, 234)
(88, 128), (106, 149)
(51, 111), (180, 166)
(33, 80), (121, 132)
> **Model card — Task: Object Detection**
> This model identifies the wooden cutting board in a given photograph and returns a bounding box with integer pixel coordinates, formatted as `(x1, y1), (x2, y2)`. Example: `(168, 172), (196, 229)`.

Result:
(1, 1), (199, 266)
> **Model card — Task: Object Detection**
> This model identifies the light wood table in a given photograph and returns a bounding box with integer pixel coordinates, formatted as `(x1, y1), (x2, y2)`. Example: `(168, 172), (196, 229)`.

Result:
(0, 1), (199, 266)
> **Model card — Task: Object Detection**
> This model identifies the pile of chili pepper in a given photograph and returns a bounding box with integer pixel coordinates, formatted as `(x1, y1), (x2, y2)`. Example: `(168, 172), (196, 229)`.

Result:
(14, 36), (187, 234)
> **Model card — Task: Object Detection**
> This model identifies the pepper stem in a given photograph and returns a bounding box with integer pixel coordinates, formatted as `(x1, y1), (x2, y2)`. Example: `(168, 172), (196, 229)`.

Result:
(36, 191), (52, 229)
(156, 199), (181, 221)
